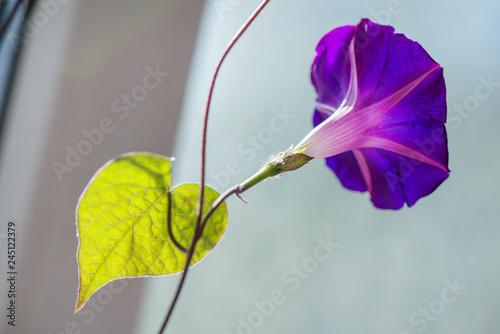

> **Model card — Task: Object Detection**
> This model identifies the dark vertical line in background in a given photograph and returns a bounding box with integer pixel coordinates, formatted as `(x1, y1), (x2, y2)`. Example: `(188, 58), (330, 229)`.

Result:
(0, 0), (37, 154)
(0, 0), (24, 39)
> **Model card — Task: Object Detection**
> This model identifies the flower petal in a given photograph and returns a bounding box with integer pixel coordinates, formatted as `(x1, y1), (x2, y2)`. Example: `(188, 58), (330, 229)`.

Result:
(324, 151), (368, 193)
(364, 66), (448, 169)
(366, 148), (447, 209)
(353, 19), (439, 109)
(326, 148), (448, 209)
(311, 25), (355, 117)
(301, 64), (442, 161)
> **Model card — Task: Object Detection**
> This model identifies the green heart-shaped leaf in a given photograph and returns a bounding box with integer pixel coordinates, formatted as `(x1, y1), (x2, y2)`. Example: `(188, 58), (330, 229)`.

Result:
(75, 152), (227, 311)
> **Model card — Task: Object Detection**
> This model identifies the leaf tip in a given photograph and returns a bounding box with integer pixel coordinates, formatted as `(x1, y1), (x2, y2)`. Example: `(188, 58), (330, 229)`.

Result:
(75, 297), (84, 313)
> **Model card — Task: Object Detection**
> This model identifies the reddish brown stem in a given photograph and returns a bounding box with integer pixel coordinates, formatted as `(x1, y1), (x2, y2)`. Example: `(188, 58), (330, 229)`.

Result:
(157, 1), (271, 333)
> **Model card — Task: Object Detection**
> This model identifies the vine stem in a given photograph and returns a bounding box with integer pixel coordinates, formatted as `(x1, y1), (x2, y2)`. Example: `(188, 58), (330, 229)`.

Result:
(158, 1), (271, 333)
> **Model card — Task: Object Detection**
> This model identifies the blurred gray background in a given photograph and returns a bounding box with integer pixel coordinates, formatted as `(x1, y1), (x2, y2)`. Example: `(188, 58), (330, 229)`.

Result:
(0, 0), (499, 333)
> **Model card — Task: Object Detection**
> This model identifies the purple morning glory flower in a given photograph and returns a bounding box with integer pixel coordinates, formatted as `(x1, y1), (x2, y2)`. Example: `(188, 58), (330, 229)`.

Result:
(296, 19), (449, 210)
